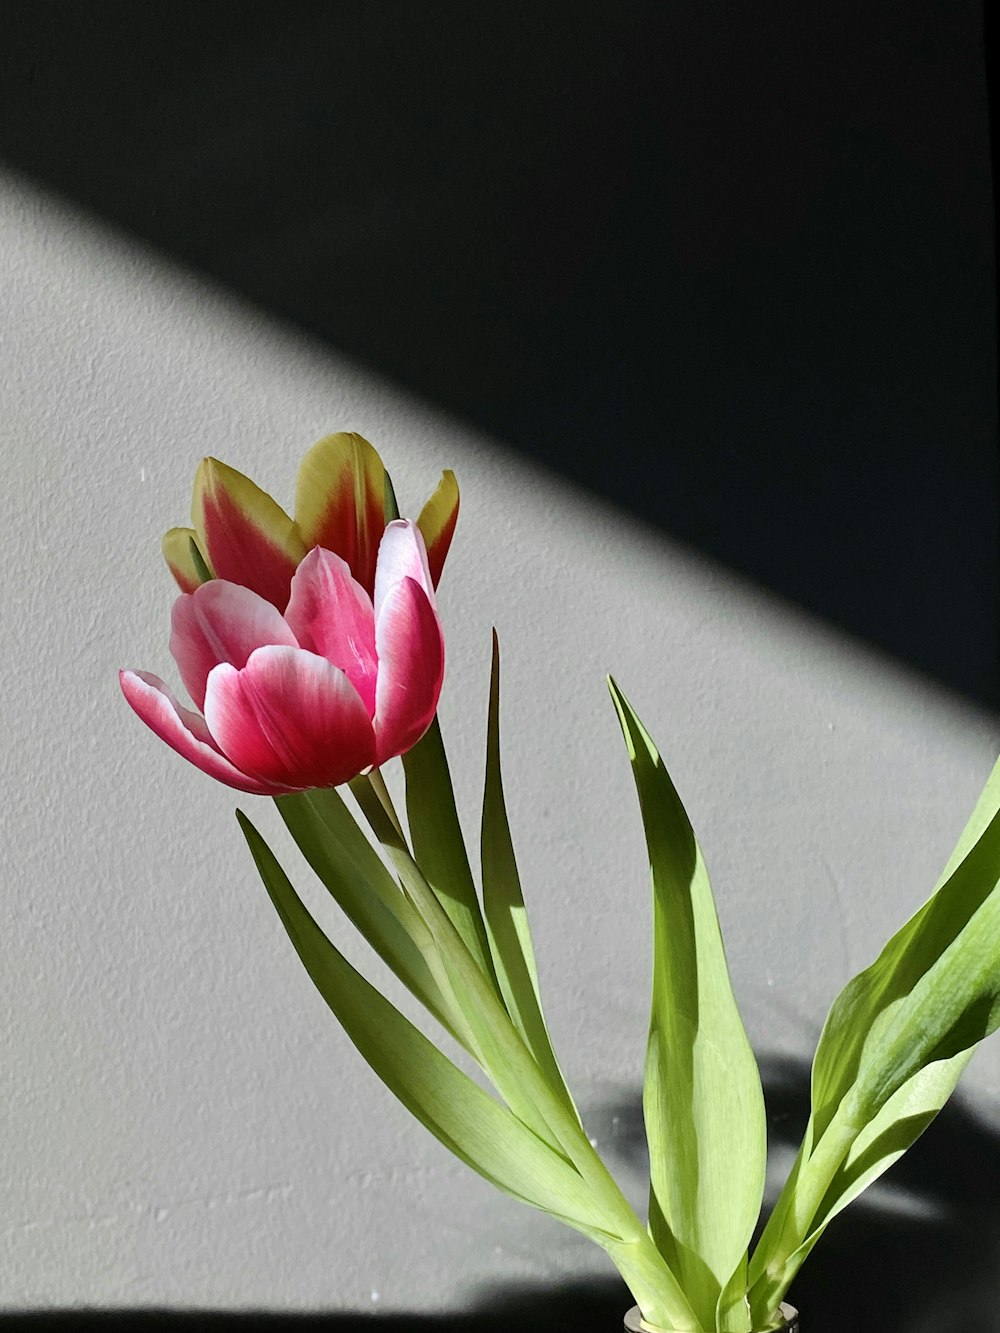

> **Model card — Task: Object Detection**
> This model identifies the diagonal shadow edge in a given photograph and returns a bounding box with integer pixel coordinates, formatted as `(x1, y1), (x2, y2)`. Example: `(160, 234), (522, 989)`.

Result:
(0, 3), (996, 709)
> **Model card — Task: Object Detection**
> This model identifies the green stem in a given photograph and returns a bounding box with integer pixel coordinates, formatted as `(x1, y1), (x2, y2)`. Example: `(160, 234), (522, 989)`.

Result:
(367, 767), (406, 842)
(607, 1234), (705, 1332)
(748, 1104), (857, 1316)
(352, 778), (699, 1330)
(402, 716), (501, 988)
(343, 776), (482, 1056)
(351, 773), (410, 857)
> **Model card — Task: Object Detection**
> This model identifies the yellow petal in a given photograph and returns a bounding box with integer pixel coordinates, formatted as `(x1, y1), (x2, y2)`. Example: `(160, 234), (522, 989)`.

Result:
(294, 432), (387, 595)
(416, 470), (459, 588)
(193, 457), (306, 610)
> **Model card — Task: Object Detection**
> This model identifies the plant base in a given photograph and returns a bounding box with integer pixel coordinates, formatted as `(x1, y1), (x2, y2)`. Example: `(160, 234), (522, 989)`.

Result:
(623, 1304), (799, 1333)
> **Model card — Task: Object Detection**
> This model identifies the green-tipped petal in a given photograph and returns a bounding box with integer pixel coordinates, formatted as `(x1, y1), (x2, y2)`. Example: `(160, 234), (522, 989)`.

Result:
(294, 432), (387, 595)
(192, 457), (305, 610)
(416, 469), (459, 589)
(162, 526), (212, 593)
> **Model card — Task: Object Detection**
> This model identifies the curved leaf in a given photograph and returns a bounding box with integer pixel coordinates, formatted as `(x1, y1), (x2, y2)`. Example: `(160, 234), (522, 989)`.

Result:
(610, 680), (766, 1331)
(811, 753), (1000, 1139)
(750, 754), (1000, 1317)
(275, 788), (465, 1046)
(237, 810), (619, 1240)
(402, 716), (500, 992)
(481, 632), (579, 1123)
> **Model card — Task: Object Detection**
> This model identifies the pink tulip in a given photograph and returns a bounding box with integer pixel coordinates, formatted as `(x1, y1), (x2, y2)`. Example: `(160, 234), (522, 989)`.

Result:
(121, 521), (444, 795)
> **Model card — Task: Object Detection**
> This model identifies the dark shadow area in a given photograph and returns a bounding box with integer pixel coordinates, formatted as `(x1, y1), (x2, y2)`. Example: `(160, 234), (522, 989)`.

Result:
(587, 1056), (1000, 1331)
(4, 1061), (998, 1330)
(1, 3), (997, 705)
(0, 1277), (630, 1333)
(760, 1056), (1000, 1329)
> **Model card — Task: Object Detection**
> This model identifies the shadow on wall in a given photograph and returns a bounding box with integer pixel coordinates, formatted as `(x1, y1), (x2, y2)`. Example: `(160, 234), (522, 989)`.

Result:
(588, 1055), (1000, 1332)
(0, 1283), (629, 1333)
(2, 2), (997, 707)
(2, 1056), (998, 1332)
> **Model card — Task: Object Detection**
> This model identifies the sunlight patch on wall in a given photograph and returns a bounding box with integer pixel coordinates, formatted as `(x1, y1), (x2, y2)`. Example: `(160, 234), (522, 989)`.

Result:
(3, 167), (998, 1310)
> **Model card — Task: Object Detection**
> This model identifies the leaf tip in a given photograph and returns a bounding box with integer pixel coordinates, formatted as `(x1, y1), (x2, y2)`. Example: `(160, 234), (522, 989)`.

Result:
(606, 674), (628, 718)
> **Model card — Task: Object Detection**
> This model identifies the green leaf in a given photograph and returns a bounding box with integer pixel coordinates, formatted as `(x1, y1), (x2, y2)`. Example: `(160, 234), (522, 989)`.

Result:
(610, 680), (766, 1331)
(350, 767), (702, 1327)
(481, 632), (579, 1124)
(402, 715), (501, 992)
(811, 751), (1000, 1140)
(824, 1049), (973, 1223)
(811, 768), (1000, 1144)
(748, 1052), (971, 1326)
(749, 754), (1000, 1318)
(745, 1134), (810, 1315)
(238, 810), (698, 1333)
(274, 787), (467, 1048)
(347, 784), (582, 1161)
(938, 752), (1000, 882)
(715, 1253), (752, 1333)
(236, 809), (623, 1241)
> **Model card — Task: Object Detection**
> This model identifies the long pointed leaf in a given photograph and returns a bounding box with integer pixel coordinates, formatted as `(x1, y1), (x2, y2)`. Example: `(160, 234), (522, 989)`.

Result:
(748, 1050), (972, 1324)
(251, 792), (700, 1327)
(827, 1049), (974, 1220)
(236, 810), (621, 1240)
(751, 755), (1000, 1313)
(746, 1134), (810, 1298)
(341, 776), (696, 1296)
(611, 680), (766, 1330)
(811, 753), (1000, 1140)
(939, 752), (1000, 882)
(402, 715), (500, 992)
(716, 1255), (752, 1333)
(347, 780), (582, 1160)
(275, 788), (466, 1047)
(481, 632), (579, 1123)
(249, 799), (704, 1333)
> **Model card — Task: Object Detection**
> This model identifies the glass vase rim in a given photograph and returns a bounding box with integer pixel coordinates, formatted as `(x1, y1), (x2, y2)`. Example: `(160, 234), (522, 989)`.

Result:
(623, 1302), (799, 1333)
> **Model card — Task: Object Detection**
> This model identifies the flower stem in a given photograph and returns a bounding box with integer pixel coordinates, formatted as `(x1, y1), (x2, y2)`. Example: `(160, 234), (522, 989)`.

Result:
(367, 767), (406, 843)
(748, 1104), (857, 1316)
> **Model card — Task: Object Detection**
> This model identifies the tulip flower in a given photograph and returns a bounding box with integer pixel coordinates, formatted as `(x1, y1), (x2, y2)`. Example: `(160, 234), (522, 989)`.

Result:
(162, 431), (459, 611)
(121, 521), (444, 794)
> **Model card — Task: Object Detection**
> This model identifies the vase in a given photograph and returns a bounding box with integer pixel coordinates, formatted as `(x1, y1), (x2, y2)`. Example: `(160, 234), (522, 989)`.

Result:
(623, 1305), (799, 1333)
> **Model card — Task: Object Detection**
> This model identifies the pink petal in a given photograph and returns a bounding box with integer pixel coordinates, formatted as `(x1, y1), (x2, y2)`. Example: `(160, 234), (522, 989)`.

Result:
(373, 577), (444, 765)
(373, 520), (435, 621)
(119, 669), (295, 795)
(170, 580), (298, 712)
(204, 645), (376, 789)
(283, 548), (378, 716)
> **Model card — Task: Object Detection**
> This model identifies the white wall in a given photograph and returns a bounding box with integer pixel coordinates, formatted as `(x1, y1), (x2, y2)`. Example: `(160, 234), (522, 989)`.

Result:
(2, 169), (998, 1313)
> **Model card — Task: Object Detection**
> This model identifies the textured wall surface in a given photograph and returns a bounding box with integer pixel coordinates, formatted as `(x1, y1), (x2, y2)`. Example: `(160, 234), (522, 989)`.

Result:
(1, 170), (999, 1319)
